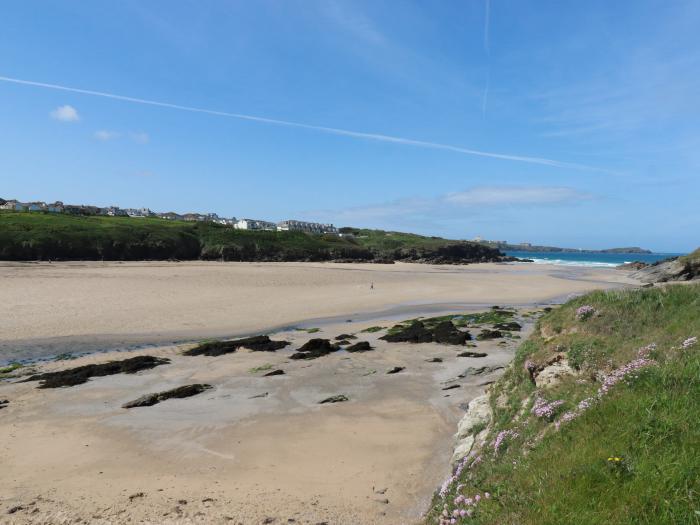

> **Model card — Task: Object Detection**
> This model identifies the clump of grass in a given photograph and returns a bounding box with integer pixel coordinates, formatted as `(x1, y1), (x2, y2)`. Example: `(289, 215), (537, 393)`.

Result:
(428, 284), (700, 525)
(249, 363), (274, 373)
(0, 362), (24, 378)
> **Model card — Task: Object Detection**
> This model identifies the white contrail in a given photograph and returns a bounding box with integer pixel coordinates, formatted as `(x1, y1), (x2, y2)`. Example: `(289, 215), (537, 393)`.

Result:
(484, 0), (491, 54)
(0, 74), (598, 170)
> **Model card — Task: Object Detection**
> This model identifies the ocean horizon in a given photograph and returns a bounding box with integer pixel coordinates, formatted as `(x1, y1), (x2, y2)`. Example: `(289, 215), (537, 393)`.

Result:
(505, 250), (684, 268)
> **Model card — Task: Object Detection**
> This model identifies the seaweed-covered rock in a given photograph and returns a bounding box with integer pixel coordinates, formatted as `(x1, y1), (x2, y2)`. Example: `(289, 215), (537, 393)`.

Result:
(345, 341), (373, 353)
(335, 339), (352, 346)
(122, 384), (212, 408)
(433, 321), (471, 345)
(476, 329), (503, 340)
(493, 321), (521, 331)
(386, 366), (405, 374)
(380, 321), (433, 343)
(290, 339), (339, 360)
(319, 394), (348, 404)
(457, 351), (488, 358)
(184, 336), (290, 356)
(335, 334), (357, 340)
(23, 356), (170, 388)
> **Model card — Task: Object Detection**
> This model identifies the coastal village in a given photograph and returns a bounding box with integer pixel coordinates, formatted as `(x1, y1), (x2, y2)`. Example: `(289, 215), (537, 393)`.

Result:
(0, 197), (338, 235)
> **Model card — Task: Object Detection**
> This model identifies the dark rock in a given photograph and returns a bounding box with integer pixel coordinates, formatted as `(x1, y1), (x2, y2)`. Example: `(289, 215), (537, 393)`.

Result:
(122, 384), (212, 409)
(335, 339), (351, 346)
(345, 341), (373, 353)
(476, 329), (503, 340)
(289, 339), (339, 360)
(462, 365), (504, 376)
(0, 399), (8, 410)
(23, 356), (170, 388)
(263, 518), (275, 524)
(7, 506), (23, 514)
(425, 357), (443, 363)
(319, 394), (349, 404)
(184, 336), (290, 356)
(442, 384), (460, 390)
(493, 321), (521, 331)
(617, 261), (649, 270)
(335, 334), (357, 340)
(457, 351), (488, 358)
(379, 321), (432, 343)
(386, 366), (405, 374)
(128, 492), (145, 502)
(432, 321), (471, 345)
(630, 255), (700, 283)
(249, 392), (269, 399)
(262, 369), (285, 377)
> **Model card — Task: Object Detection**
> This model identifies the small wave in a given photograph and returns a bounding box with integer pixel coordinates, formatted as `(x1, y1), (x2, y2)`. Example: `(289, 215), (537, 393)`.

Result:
(525, 258), (619, 268)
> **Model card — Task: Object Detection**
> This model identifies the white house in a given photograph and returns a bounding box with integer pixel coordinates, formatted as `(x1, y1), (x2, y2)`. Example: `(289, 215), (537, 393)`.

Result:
(235, 218), (277, 231)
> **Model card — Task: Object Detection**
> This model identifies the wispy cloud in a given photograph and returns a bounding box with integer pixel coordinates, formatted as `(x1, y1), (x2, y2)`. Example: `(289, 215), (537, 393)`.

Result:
(321, 0), (386, 46)
(95, 130), (120, 141)
(49, 104), (79, 122)
(445, 186), (590, 205)
(94, 129), (149, 143)
(306, 185), (591, 226)
(130, 131), (150, 144)
(0, 75), (604, 171)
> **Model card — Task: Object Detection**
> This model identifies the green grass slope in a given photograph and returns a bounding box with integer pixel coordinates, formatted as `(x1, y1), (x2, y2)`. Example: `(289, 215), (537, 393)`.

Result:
(429, 284), (700, 525)
(0, 212), (504, 262)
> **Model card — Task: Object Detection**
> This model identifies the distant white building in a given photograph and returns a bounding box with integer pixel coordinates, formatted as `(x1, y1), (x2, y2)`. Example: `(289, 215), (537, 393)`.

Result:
(235, 218), (277, 231)
(124, 208), (153, 218)
(277, 220), (338, 234)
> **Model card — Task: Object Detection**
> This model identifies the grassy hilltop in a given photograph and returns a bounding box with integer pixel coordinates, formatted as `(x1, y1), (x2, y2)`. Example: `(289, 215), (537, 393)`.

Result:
(0, 212), (505, 263)
(430, 284), (700, 525)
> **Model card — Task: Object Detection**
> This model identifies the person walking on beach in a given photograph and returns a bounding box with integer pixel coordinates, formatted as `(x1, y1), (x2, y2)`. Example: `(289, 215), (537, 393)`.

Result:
(370, 282), (374, 290)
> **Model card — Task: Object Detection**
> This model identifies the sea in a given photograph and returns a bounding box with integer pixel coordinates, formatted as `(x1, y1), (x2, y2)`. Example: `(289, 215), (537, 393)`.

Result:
(505, 251), (684, 268)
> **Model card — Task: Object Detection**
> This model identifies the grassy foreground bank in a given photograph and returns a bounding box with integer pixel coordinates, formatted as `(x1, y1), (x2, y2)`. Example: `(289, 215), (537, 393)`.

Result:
(429, 284), (699, 524)
(0, 211), (504, 262)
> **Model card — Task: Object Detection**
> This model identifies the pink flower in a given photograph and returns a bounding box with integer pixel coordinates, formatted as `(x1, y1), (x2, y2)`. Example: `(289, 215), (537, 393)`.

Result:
(459, 509), (467, 517)
(575, 305), (596, 320)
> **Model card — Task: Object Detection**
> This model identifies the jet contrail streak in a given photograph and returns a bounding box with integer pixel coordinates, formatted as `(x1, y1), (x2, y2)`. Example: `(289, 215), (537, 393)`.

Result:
(0, 75), (598, 171)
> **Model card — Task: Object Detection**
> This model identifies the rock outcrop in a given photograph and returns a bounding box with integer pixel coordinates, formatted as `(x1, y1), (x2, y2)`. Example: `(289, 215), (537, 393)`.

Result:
(380, 320), (470, 345)
(289, 339), (339, 360)
(630, 253), (700, 283)
(184, 336), (290, 356)
(452, 394), (492, 463)
(23, 356), (170, 388)
(122, 384), (212, 408)
(345, 341), (373, 352)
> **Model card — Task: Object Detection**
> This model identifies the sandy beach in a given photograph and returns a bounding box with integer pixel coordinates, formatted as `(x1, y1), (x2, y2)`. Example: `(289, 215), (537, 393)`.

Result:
(0, 262), (638, 524)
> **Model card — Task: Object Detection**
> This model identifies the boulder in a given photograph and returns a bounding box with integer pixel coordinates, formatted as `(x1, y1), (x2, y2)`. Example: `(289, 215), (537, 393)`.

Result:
(386, 366), (405, 374)
(290, 338), (339, 360)
(455, 394), (491, 439)
(345, 341), (373, 353)
(335, 334), (357, 340)
(432, 321), (471, 345)
(379, 321), (433, 343)
(476, 329), (503, 340)
(493, 321), (521, 332)
(262, 369), (285, 377)
(457, 351), (488, 358)
(535, 358), (577, 388)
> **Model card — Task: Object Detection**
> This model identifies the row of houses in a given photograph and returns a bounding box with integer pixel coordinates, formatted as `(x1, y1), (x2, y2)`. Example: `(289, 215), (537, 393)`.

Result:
(0, 198), (338, 234)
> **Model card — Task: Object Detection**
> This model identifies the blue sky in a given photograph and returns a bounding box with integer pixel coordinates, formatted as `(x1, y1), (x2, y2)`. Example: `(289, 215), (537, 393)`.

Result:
(1, 0), (698, 252)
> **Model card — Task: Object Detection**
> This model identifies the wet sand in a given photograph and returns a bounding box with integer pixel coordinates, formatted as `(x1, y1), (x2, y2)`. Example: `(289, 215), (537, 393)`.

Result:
(0, 261), (635, 363)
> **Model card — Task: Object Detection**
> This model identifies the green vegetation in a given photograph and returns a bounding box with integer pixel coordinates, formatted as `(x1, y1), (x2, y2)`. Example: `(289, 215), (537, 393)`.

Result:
(386, 309), (517, 335)
(0, 212), (504, 262)
(249, 363), (274, 373)
(360, 326), (386, 333)
(0, 362), (23, 378)
(429, 284), (700, 525)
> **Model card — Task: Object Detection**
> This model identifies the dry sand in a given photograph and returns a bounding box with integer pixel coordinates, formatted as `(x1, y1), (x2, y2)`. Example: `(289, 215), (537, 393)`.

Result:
(0, 262), (638, 524)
